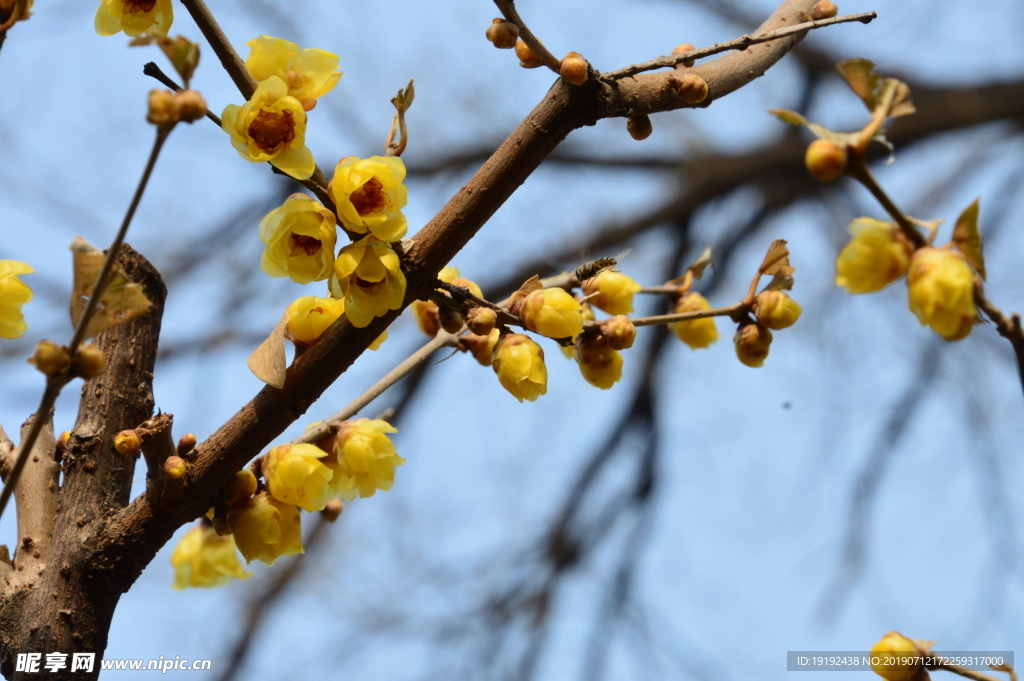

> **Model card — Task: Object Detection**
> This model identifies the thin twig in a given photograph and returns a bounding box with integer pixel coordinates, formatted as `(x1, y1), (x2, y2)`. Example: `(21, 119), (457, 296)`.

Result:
(494, 0), (562, 73)
(621, 302), (746, 328)
(0, 127), (172, 523)
(845, 159), (925, 248)
(603, 12), (876, 80)
(638, 285), (682, 296)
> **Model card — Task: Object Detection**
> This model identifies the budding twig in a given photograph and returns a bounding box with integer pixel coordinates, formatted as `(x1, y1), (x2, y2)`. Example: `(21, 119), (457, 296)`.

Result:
(621, 302), (748, 328)
(604, 12), (876, 80)
(0, 126), (173, 523)
(493, 0), (562, 73)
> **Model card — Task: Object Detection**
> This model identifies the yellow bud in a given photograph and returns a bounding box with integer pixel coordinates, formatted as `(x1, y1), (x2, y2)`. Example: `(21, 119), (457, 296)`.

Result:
(669, 293), (719, 349)
(626, 115), (653, 141)
(29, 340), (71, 376)
(177, 433), (197, 456)
(492, 333), (547, 402)
(114, 429), (142, 456)
(515, 39), (543, 69)
(870, 632), (921, 681)
(805, 139), (847, 182)
(754, 290), (802, 330)
(463, 329), (500, 367)
(438, 306), (466, 334)
(734, 322), (772, 368)
(321, 498), (344, 522)
(466, 307), (497, 336)
(175, 89), (207, 123)
(811, 0), (839, 20)
(671, 73), (708, 104)
(72, 344), (107, 379)
(600, 315), (636, 350)
(286, 296), (344, 346)
(671, 43), (696, 68)
(521, 287), (584, 339)
(574, 333), (623, 390)
(227, 493), (304, 565)
(262, 443), (334, 512)
(559, 51), (588, 85)
(485, 18), (520, 49)
(581, 270), (642, 315)
(147, 89), (179, 127)
(906, 247), (978, 341)
(164, 455), (187, 479)
(835, 218), (914, 293)
(225, 469), (257, 502)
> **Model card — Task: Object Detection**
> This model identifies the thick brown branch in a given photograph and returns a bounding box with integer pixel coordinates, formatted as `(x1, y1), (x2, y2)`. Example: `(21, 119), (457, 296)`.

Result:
(11, 415), (57, 580)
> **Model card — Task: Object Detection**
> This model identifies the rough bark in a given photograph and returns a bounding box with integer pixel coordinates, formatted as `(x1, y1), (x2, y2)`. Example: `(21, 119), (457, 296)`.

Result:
(0, 245), (166, 680)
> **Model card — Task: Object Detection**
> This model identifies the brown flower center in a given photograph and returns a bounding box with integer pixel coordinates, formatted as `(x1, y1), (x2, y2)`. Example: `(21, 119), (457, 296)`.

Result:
(355, 278), (384, 296)
(248, 109), (296, 154)
(289, 234), (322, 257)
(123, 0), (157, 12)
(349, 177), (388, 216)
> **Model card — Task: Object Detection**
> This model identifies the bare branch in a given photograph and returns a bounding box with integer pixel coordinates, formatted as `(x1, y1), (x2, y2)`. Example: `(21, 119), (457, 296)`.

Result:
(12, 413), (57, 580)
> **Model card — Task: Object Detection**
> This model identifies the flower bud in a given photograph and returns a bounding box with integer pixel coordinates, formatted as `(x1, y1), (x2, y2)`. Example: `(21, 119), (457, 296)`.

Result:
(835, 218), (914, 293)
(626, 115), (653, 141)
(321, 498), (344, 522)
(164, 455), (187, 479)
(225, 469), (258, 502)
(286, 296), (344, 346)
(438, 306), (466, 334)
(574, 333), (623, 390)
(670, 73), (708, 104)
(521, 287), (584, 339)
(72, 344), (107, 379)
(114, 429), (142, 456)
(492, 333), (547, 402)
(147, 88), (179, 127)
(177, 432), (197, 456)
(485, 18), (520, 49)
(466, 307), (497, 336)
(462, 329), (500, 367)
(29, 340), (71, 377)
(175, 89), (207, 123)
(581, 270), (642, 315)
(870, 632), (921, 681)
(734, 322), (772, 368)
(599, 315), (636, 350)
(560, 52), (588, 86)
(263, 443), (333, 512)
(805, 139), (847, 182)
(906, 247), (979, 341)
(671, 43), (696, 68)
(754, 290), (802, 330)
(811, 0), (838, 20)
(669, 293), (719, 349)
(515, 39), (543, 68)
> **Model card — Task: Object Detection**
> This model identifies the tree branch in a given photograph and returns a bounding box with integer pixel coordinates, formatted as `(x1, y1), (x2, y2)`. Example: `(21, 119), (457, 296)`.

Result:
(11, 414), (57, 580)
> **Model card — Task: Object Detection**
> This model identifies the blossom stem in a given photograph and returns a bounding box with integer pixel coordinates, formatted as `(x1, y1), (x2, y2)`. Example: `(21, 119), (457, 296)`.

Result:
(615, 302), (747, 328)
(0, 127), (173, 523)
(846, 159), (926, 248)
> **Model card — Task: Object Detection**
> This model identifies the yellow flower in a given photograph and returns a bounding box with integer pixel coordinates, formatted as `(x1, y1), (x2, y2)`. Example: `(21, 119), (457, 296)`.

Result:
(870, 632), (921, 681)
(734, 322), (772, 368)
(520, 287), (584, 339)
(227, 492), (304, 565)
(464, 328), (500, 366)
(286, 296), (344, 346)
(574, 335), (623, 390)
(754, 290), (802, 330)
(262, 443), (334, 512)
(669, 292), (718, 349)
(259, 194), (337, 284)
(170, 524), (251, 590)
(0, 260), (33, 339)
(332, 236), (406, 328)
(492, 333), (547, 402)
(329, 156), (409, 241)
(222, 76), (315, 180)
(835, 218), (913, 293)
(325, 418), (404, 501)
(95, 0), (172, 37)
(581, 270), (642, 315)
(245, 35), (341, 111)
(906, 247), (978, 341)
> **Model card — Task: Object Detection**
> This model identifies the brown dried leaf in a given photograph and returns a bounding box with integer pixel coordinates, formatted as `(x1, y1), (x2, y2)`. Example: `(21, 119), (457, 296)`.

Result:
(69, 237), (152, 340)
(688, 247), (714, 279)
(247, 312), (289, 389)
(836, 58), (880, 110)
(758, 239), (795, 277)
(768, 108), (811, 127)
(952, 198), (985, 280)
(391, 79), (415, 114)
(517, 275), (543, 295)
(762, 273), (794, 292)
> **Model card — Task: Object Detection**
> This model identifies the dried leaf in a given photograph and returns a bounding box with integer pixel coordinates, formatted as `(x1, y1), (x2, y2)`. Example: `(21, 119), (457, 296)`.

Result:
(768, 109), (811, 127)
(768, 110), (860, 148)
(69, 237), (152, 340)
(836, 58), (880, 111)
(247, 313), (289, 389)
(687, 247), (714, 279)
(908, 216), (943, 244)
(131, 34), (200, 87)
(762, 273), (794, 292)
(758, 239), (795, 277)
(952, 198), (985, 280)
(517, 275), (543, 295)
(391, 79), (415, 114)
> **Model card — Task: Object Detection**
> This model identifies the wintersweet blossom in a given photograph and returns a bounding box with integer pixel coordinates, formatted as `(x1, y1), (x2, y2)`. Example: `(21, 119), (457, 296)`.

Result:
(262, 443), (334, 512)
(574, 335), (623, 389)
(906, 247), (978, 341)
(329, 156), (409, 241)
(170, 525), (251, 590)
(835, 218), (913, 294)
(227, 493), (304, 565)
(245, 35), (341, 110)
(222, 76), (315, 180)
(754, 290), (802, 330)
(326, 419), (404, 500)
(259, 194), (337, 284)
(869, 632), (921, 681)
(95, 0), (172, 37)
(520, 287), (584, 339)
(581, 270), (642, 315)
(0, 260), (33, 339)
(492, 333), (547, 402)
(668, 292), (718, 349)
(332, 236), (406, 328)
